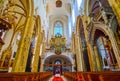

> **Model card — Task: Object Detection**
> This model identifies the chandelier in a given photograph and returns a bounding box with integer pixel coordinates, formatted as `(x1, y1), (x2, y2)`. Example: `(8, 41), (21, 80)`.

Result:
(56, 0), (62, 7)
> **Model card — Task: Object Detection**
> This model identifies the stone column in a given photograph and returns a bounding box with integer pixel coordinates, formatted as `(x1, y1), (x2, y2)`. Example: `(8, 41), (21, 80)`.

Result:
(93, 45), (102, 71)
(39, 40), (44, 72)
(75, 34), (83, 71)
(72, 33), (75, 54)
(12, 16), (35, 72)
(82, 21), (96, 71)
(32, 33), (41, 72)
(87, 42), (96, 71)
(107, 28), (120, 69)
(83, 29), (96, 71)
(78, 37), (84, 71)
(40, 54), (44, 72)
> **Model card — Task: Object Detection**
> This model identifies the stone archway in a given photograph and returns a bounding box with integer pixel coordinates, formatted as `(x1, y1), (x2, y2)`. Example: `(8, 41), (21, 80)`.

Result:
(89, 22), (120, 69)
(43, 55), (72, 74)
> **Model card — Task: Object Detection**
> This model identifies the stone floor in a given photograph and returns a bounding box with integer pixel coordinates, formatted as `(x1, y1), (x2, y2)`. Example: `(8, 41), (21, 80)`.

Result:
(48, 76), (67, 81)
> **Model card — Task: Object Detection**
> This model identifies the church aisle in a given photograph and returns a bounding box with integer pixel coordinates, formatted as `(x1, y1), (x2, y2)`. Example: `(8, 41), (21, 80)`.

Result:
(49, 76), (67, 81)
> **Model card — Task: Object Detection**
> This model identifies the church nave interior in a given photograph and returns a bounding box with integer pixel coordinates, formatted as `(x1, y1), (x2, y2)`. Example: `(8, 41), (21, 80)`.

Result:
(0, 0), (120, 81)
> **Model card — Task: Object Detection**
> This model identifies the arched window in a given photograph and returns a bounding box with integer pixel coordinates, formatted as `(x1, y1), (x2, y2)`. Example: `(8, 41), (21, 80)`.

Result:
(72, 9), (75, 24)
(55, 60), (61, 64)
(54, 22), (63, 36)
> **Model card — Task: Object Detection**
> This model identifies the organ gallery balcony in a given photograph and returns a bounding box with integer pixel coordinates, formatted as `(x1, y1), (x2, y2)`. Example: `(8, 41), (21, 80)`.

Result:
(50, 33), (66, 55)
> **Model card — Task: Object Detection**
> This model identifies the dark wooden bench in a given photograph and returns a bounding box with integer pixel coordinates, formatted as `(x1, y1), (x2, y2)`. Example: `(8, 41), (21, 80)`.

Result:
(64, 72), (120, 81)
(39, 72), (53, 81)
(99, 72), (120, 81)
(0, 72), (53, 81)
(0, 73), (13, 81)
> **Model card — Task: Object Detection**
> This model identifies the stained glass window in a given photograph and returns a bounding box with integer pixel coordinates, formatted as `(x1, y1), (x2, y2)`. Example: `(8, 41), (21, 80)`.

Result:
(54, 22), (63, 36)
(55, 60), (61, 64)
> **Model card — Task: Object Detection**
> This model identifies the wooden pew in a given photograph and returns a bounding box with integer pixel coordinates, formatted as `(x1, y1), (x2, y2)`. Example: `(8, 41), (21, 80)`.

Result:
(99, 72), (120, 81)
(87, 72), (101, 81)
(77, 72), (86, 81)
(0, 72), (35, 81)
(39, 72), (53, 81)
(64, 72), (120, 81)
(87, 72), (120, 81)
(0, 73), (13, 81)
(81, 72), (120, 81)
(0, 72), (53, 81)
(63, 72), (77, 81)
(81, 72), (89, 81)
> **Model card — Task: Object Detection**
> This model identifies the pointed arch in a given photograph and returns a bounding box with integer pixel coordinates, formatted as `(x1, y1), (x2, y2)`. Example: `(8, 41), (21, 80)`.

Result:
(90, 22), (120, 68)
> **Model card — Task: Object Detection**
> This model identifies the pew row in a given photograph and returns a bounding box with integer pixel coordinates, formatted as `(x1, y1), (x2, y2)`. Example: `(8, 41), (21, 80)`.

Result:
(63, 72), (120, 81)
(0, 72), (52, 81)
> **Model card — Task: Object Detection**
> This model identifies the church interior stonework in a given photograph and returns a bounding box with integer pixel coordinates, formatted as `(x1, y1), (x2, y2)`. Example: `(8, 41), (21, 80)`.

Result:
(0, 0), (120, 81)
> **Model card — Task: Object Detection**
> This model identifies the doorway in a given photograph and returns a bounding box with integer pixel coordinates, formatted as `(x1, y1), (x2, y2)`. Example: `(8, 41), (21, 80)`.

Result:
(54, 60), (62, 75)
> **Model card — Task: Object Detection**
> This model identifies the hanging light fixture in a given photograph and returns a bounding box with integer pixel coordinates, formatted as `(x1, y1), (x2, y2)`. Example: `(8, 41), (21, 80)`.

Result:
(56, 0), (62, 7)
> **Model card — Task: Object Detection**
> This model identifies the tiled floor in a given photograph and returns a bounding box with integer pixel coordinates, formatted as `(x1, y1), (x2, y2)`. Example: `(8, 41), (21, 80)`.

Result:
(48, 76), (67, 81)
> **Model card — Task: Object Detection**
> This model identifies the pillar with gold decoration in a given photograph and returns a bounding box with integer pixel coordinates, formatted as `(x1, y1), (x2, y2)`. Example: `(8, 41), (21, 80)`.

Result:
(93, 45), (102, 71)
(32, 32), (42, 72)
(71, 33), (76, 71)
(108, 0), (120, 25)
(12, 0), (35, 72)
(40, 38), (44, 72)
(72, 33), (75, 54)
(12, 15), (35, 72)
(87, 42), (97, 71)
(75, 34), (84, 71)
(31, 16), (42, 72)
(82, 16), (96, 71)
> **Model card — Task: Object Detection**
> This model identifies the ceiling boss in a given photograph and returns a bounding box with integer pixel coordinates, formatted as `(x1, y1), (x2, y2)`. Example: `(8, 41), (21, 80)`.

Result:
(56, 0), (62, 7)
